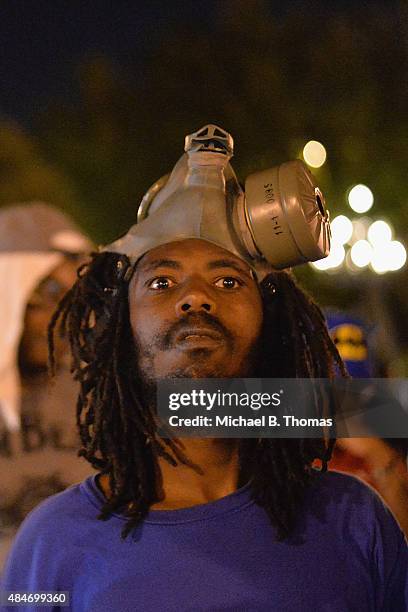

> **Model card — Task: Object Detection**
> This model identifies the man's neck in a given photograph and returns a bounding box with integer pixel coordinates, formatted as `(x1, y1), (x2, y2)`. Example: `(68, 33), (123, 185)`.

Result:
(152, 438), (241, 510)
(98, 438), (243, 511)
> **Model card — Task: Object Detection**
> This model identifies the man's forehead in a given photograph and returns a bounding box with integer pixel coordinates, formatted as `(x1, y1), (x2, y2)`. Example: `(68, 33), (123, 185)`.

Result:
(136, 239), (254, 277)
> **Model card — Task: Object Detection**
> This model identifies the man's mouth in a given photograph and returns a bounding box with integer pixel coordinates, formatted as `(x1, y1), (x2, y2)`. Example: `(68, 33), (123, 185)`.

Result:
(175, 327), (224, 348)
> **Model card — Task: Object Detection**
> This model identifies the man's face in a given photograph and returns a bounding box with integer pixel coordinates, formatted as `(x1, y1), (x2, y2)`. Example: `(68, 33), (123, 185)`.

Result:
(129, 239), (263, 381)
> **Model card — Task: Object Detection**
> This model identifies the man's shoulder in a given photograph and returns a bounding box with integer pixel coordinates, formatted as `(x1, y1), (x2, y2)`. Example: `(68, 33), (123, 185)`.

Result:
(314, 467), (376, 491)
(12, 476), (95, 544)
(310, 468), (386, 509)
(307, 469), (406, 544)
(0, 478), (97, 592)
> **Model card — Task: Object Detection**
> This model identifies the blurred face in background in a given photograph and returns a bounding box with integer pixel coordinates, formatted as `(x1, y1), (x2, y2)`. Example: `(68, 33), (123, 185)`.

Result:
(19, 258), (79, 372)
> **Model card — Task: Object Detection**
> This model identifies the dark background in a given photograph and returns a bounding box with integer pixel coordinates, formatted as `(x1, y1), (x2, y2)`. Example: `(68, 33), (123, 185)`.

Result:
(1, 0), (407, 370)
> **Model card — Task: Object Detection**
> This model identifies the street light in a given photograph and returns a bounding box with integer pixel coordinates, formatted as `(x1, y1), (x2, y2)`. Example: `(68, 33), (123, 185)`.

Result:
(312, 217), (406, 275)
(348, 184), (374, 213)
(303, 140), (327, 168)
(367, 220), (392, 245)
(350, 240), (373, 268)
(331, 215), (353, 245)
(311, 244), (345, 271)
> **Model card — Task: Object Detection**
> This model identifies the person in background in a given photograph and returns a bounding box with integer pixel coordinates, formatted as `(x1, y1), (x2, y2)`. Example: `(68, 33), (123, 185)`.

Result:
(326, 311), (408, 536)
(0, 202), (93, 571)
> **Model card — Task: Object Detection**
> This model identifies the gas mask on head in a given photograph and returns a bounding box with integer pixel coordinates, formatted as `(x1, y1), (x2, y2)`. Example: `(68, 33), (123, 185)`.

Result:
(103, 124), (330, 280)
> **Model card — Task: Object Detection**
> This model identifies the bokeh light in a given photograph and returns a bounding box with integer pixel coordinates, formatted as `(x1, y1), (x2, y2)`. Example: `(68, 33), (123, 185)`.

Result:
(386, 241), (407, 271)
(370, 248), (390, 274)
(303, 140), (327, 168)
(350, 240), (372, 268)
(348, 184), (374, 213)
(311, 244), (345, 270)
(331, 215), (353, 245)
(369, 238), (406, 274)
(367, 219), (392, 245)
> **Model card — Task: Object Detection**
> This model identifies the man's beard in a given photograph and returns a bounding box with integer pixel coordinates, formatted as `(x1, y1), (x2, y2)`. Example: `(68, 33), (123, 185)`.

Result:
(134, 311), (261, 408)
(136, 346), (260, 416)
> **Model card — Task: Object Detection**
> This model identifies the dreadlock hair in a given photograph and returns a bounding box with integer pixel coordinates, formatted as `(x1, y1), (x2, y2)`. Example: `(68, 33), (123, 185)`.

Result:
(48, 251), (348, 542)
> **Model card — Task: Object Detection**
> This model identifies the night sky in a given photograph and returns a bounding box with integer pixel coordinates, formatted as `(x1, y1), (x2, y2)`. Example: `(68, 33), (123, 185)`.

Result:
(0, 0), (399, 129)
(0, 1), (215, 127)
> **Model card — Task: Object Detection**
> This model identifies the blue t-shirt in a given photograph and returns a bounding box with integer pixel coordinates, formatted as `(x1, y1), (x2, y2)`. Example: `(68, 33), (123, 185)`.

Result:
(1, 471), (407, 611)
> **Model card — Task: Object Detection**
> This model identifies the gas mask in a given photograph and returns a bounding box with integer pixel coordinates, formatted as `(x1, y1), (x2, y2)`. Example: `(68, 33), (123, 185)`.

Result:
(103, 124), (330, 279)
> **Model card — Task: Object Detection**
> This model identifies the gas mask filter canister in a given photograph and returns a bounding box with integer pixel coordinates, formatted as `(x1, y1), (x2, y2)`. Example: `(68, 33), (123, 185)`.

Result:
(103, 124), (331, 279)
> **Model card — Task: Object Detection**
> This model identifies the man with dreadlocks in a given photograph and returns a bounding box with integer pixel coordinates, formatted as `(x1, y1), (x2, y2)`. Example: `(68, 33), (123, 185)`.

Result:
(1, 126), (407, 611)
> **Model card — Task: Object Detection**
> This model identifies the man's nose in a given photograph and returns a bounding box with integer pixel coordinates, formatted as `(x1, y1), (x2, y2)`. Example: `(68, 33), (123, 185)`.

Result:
(175, 280), (217, 316)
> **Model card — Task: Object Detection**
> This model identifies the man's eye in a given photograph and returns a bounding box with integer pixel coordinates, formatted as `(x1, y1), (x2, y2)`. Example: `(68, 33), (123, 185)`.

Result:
(148, 277), (175, 290)
(214, 277), (242, 289)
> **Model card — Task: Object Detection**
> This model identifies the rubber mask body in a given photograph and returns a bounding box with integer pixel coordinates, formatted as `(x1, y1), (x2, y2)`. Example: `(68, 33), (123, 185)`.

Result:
(103, 146), (266, 275)
(103, 124), (330, 277)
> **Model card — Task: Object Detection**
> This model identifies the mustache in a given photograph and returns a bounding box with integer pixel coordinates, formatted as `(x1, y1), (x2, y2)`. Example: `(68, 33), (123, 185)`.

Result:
(160, 311), (234, 350)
